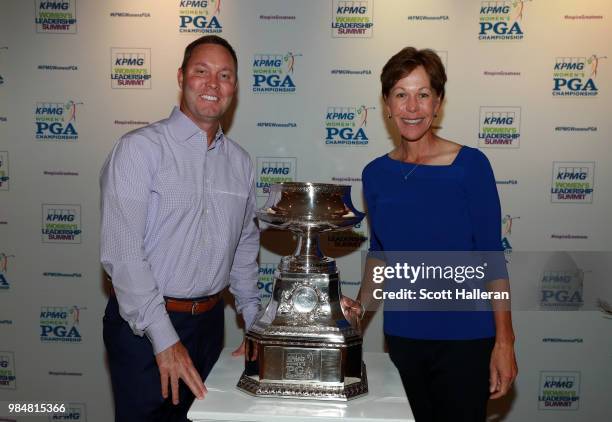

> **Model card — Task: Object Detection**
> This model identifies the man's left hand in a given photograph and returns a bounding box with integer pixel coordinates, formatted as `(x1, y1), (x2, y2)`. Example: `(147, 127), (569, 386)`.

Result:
(231, 339), (246, 356)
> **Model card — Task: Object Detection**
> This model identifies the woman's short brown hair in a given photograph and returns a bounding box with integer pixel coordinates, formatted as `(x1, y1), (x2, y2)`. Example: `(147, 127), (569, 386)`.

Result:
(380, 47), (446, 100)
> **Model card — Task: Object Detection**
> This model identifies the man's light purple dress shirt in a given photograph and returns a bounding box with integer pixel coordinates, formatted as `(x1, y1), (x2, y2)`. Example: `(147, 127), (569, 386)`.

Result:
(100, 107), (260, 354)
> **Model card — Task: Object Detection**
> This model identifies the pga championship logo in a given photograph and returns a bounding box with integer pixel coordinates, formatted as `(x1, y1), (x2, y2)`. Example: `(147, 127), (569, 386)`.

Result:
(179, 0), (222, 34)
(49, 403), (87, 421)
(256, 157), (297, 197)
(0, 151), (9, 190)
(331, 0), (374, 38)
(325, 106), (373, 146)
(540, 270), (583, 309)
(478, 107), (521, 148)
(478, 0), (530, 41)
(538, 371), (580, 410)
(501, 214), (519, 262)
(252, 53), (301, 93)
(551, 162), (595, 203)
(258, 263), (276, 302)
(0, 351), (17, 389)
(553, 55), (606, 97)
(40, 306), (84, 343)
(35, 101), (82, 141)
(0, 253), (15, 290)
(111, 48), (151, 89)
(35, 0), (77, 33)
(42, 204), (82, 243)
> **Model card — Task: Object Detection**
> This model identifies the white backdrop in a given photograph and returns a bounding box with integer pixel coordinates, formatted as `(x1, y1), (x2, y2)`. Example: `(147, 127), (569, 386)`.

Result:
(1, 0), (611, 421)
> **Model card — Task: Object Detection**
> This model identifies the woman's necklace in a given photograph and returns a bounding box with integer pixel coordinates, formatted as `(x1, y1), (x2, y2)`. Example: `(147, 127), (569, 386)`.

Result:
(401, 161), (420, 180)
(399, 150), (421, 180)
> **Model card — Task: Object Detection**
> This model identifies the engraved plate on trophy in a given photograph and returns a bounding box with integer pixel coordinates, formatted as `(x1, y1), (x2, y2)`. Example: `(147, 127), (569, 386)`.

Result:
(283, 349), (320, 381)
(236, 182), (368, 401)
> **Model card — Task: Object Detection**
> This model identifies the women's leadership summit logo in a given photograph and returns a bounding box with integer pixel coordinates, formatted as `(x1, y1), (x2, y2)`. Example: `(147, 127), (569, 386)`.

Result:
(35, 0), (77, 33)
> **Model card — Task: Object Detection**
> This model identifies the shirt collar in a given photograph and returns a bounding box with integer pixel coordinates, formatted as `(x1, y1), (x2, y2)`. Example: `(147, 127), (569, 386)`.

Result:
(208, 126), (225, 151)
(168, 106), (225, 148)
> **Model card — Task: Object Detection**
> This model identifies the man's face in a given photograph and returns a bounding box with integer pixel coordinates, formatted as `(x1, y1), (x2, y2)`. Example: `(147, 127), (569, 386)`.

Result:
(178, 43), (237, 128)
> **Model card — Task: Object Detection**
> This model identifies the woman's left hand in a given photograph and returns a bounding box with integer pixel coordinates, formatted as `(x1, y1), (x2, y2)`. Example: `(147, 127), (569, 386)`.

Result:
(340, 296), (364, 328)
(489, 341), (518, 399)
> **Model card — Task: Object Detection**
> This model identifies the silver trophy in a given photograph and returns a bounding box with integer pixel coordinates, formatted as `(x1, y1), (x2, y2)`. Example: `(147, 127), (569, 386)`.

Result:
(237, 182), (368, 401)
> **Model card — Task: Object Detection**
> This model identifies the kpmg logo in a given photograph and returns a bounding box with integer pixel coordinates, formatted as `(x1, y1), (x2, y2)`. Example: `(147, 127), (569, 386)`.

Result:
(331, 0), (374, 38)
(325, 106), (373, 146)
(35, 101), (81, 141)
(35, 0), (77, 34)
(179, 0), (222, 34)
(49, 402), (87, 421)
(501, 214), (519, 261)
(40, 306), (84, 343)
(256, 157), (297, 197)
(42, 204), (82, 243)
(111, 48), (151, 89)
(478, 107), (521, 148)
(252, 53), (300, 93)
(478, 0), (529, 40)
(553, 55), (605, 96)
(0, 253), (15, 291)
(0, 151), (9, 190)
(0, 351), (16, 389)
(538, 371), (580, 410)
(551, 162), (595, 203)
(258, 263), (276, 302)
(540, 270), (583, 308)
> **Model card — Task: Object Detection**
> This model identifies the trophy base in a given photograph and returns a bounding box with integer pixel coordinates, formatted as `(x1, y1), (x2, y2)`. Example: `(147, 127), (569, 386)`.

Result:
(237, 362), (368, 401)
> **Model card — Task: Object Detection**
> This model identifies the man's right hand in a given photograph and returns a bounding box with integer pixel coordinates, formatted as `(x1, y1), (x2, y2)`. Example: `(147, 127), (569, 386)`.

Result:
(155, 341), (206, 404)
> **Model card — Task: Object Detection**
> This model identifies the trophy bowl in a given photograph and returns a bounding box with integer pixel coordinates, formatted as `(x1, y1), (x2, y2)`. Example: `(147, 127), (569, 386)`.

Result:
(237, 182), (368, 401)
(257, 182), (365, 233)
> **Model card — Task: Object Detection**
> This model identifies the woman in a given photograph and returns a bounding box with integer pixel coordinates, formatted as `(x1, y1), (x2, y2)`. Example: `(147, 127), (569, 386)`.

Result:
(350, 47), (517, 421)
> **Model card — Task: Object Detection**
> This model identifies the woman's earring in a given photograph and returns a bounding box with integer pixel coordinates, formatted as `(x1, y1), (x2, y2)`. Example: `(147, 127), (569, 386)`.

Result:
(387, 114), (392, 119)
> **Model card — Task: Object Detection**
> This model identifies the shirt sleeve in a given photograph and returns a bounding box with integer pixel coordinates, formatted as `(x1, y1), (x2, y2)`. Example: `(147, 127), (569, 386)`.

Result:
(228, 159), (261, 330)
(465, 149), (508, 280)
(100, 135), (179, 354)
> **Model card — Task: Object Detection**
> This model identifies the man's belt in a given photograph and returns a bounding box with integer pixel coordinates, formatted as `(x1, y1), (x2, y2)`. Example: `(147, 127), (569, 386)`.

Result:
(164, 294), (221, 315)
(109, 284), (221, 315)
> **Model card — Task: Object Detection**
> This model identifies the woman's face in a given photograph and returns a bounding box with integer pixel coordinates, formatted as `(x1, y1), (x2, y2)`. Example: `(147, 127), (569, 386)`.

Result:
(385, 65), (441, 143)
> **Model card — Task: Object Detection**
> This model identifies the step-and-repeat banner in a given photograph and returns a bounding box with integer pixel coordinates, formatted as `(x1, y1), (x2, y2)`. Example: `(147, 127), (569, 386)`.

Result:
(1, 0), (611, 420)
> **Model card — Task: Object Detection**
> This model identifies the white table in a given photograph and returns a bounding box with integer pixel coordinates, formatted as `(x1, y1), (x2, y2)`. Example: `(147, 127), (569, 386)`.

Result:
(188, 348), (413, 422)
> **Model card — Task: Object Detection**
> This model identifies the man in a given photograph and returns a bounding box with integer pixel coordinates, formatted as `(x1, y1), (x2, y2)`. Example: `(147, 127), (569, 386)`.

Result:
(100, 35), (260, 422)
